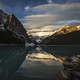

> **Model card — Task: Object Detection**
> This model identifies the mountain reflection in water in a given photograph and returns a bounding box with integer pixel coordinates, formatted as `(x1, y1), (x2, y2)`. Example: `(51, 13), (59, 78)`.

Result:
(0, 45), (80, 80)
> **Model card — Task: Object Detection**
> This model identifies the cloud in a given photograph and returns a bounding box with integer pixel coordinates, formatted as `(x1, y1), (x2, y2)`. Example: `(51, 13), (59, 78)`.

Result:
(22, 13), (80, 30)
(24, 3), (80, 15)
(32, 3), (80, 14)
(47, 0), (53, 4)
(22, 14), (57, 30)
(24, 6), (31, 11)
(23, 3), (80, 30)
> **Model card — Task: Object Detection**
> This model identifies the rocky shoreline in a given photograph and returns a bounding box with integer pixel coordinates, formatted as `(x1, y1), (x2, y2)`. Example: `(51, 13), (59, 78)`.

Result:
(62, 55), (80, 80)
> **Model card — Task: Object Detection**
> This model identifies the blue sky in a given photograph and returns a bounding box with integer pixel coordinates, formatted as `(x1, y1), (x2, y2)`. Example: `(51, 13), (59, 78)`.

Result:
(0, 0), (69, 18)
(0, 0), (80, 30)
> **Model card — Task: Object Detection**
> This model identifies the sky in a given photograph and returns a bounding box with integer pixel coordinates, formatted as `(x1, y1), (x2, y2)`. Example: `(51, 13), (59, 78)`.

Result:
(0, 0), (80, 30)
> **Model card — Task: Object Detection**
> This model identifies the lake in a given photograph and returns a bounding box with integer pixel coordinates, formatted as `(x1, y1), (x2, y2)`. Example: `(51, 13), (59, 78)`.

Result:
(0, 45), (80, 80)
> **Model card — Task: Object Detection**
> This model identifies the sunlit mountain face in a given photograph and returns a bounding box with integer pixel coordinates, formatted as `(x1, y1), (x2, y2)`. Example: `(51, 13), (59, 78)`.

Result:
(27, 25), (80, 42)
(0, 0), (80, 35)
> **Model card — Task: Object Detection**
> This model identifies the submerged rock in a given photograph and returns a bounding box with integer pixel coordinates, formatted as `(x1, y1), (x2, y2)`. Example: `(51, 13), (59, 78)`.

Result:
(0, 9), (33, 44)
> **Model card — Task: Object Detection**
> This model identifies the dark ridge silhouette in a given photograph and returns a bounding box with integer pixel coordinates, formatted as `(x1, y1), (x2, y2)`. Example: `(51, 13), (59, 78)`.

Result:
(40, 27), (80, 45)
(0, 9), (33, 44)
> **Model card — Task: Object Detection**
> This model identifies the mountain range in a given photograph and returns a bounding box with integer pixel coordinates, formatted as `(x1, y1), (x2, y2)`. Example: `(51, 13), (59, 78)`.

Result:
(0, 9), (80, 45)
(40, 25), (80, 45)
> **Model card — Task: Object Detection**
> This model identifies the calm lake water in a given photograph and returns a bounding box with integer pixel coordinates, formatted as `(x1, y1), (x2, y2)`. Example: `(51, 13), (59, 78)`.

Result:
(0, 45), (80, 80)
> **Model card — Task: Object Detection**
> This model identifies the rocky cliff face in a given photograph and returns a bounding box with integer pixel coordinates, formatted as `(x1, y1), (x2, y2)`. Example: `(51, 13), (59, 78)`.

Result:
(53, 26), (78, 36)
(0, 9), (32, 44)
(40, 26), (80, 45)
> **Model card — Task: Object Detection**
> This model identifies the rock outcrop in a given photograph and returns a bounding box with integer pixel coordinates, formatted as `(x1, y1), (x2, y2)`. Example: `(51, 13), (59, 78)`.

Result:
(40, 26), (80, 45)
(0, 9), (32, 44)
(63, 55), (80, 80)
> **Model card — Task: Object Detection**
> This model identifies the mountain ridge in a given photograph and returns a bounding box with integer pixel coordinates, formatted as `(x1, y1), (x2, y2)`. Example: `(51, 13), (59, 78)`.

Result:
(40, 25), (80, 45)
